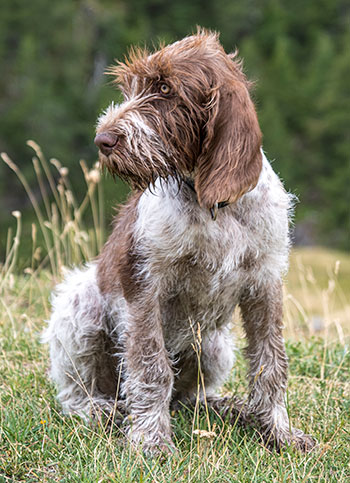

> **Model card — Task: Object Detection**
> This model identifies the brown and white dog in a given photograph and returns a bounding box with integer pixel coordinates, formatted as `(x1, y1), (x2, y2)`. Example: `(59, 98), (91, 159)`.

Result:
(43, 30), (316, 453)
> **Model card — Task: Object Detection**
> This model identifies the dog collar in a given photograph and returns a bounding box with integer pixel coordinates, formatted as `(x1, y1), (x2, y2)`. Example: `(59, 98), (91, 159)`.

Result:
(183, 177), (229, 221)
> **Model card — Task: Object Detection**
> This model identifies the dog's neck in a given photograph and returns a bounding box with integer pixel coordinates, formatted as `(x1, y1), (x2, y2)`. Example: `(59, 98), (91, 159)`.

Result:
(182, 177), (230, 220)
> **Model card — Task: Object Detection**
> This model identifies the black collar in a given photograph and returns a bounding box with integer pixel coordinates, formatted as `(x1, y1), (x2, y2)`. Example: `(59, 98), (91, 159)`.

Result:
(183, 177), (229, 220)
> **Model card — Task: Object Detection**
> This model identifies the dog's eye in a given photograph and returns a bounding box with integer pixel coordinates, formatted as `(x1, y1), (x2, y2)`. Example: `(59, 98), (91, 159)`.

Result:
(160, 84), (171, 95)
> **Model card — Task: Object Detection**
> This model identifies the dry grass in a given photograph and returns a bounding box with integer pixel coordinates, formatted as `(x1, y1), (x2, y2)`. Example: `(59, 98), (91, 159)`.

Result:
(1, 141), (105, 279)
(284, 247), (350, 342)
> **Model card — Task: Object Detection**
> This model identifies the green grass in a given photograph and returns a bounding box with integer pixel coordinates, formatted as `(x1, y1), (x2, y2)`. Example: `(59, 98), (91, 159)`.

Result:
(1, 264), (349, 482)
(1, 146), (349, 481)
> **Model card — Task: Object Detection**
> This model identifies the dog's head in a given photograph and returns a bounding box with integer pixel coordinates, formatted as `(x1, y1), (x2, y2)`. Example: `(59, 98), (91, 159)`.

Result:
(95, 29), (262, 208)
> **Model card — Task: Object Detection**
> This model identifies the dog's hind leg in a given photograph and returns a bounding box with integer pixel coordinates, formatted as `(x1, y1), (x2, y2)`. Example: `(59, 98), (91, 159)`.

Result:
(43, 264), (124, 423)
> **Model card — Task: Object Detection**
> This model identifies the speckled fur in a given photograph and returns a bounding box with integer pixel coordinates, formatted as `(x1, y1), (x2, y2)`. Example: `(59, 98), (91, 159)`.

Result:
(43, 30), (316, 454)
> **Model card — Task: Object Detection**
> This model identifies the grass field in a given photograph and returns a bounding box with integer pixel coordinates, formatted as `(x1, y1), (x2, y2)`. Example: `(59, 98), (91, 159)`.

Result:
(1, 248), (349, 482)
(1, 147), (349, 481)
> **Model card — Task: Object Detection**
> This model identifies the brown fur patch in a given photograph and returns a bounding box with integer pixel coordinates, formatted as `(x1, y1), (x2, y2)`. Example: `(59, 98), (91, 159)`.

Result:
(239, 280), (288, 406)
(97, 192), (143, 301)
(194, 74), (262, 209)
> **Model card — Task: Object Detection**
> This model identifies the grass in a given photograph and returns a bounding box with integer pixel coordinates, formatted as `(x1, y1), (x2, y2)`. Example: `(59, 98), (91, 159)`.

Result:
(285, 248), (350, 342)
(1, 146), (349, 482)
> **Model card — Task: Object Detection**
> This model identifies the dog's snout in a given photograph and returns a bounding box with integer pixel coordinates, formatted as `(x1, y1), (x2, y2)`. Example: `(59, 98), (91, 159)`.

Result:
(94, 132), (118, 155)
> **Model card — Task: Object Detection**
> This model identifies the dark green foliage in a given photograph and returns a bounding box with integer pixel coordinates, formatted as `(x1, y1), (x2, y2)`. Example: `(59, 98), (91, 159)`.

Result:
(1, 0), (349, 250)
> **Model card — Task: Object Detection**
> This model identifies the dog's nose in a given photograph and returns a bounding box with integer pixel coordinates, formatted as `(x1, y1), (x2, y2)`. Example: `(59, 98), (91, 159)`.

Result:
(94, 132), (118, 155)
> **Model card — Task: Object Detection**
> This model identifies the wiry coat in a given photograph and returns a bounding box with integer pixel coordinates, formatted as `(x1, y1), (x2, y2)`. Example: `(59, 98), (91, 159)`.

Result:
(43, 30), (315, 453)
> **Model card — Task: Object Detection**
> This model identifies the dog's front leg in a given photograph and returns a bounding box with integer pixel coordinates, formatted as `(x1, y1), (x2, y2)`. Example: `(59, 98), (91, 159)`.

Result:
(124, 299), (175, 453)
(239, 279), (316, 451)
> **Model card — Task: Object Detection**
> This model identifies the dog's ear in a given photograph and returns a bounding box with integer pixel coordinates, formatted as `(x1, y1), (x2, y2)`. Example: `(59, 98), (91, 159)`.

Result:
(194, 76), (263, 210)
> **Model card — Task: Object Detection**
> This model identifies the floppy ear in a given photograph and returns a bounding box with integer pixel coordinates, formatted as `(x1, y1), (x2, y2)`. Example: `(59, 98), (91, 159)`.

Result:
(194, 79), (263, 210)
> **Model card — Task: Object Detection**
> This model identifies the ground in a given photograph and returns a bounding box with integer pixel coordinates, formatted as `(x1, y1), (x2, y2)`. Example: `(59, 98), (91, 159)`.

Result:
(0, 247), (349, 482)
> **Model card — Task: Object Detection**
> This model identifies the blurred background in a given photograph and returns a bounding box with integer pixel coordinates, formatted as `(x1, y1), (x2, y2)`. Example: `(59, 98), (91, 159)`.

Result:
(0, 0), (349, 259)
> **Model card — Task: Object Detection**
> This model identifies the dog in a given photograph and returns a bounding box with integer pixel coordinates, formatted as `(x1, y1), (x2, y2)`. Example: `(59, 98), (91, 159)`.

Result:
(43, 29), (316, 453)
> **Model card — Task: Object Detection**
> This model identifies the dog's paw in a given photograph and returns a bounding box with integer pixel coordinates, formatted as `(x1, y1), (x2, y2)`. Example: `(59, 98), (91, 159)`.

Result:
(90, 398), (126, 427)
(130, 428), (176, 456)
(142, 438), (177, 457)
(265, 427), (317, 453)
(289, 428), (317, 452)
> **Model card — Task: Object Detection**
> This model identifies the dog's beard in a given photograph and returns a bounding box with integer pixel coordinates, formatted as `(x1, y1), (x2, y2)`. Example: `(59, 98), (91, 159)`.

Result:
(96, 105), (197, 190)
(99, 146), (181, 191)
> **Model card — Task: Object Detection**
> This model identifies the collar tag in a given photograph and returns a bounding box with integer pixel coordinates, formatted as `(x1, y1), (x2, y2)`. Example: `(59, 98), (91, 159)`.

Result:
(183, 178), (229, 220)
(210, 203), (218, 221)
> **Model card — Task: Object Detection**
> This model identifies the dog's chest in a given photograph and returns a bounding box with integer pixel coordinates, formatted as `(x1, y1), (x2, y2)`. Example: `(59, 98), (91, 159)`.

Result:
(136, 190), (260, 337)
(134, 162), (290, 350)
(158, 249), (244, 352)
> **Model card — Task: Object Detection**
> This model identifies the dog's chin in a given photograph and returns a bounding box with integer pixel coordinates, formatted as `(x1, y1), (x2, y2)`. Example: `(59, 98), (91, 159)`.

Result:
(98, 152), (120, 177)
(98, 151), (177, 191)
